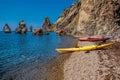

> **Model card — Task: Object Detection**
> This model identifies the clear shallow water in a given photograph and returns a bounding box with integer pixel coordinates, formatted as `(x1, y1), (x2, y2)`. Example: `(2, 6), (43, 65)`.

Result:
(0, 32), (76, 75)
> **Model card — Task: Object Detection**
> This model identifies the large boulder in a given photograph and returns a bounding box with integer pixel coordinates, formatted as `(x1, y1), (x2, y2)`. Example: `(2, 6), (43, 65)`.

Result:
(42, 17), (51, 32)
(2, 24), (11, 33)
(32, 28), (43, 35)
(15, 20), (27, 34)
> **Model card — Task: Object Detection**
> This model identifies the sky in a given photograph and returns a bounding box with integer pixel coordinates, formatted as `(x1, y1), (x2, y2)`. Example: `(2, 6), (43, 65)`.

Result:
(0, 0), (78, 31)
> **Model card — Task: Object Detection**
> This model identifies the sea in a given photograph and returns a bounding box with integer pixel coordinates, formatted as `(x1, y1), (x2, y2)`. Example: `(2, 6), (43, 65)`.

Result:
(0, 32), (76, 78)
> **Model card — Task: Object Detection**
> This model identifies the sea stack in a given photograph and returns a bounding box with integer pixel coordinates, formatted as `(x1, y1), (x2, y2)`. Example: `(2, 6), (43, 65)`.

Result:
(15, 20), (27, 34)
(42, 17), (51, 32)
(2, 24), (11, 33)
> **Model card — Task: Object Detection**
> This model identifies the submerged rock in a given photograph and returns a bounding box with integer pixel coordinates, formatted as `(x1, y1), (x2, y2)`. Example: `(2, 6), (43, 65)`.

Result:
(32, 28), (43, 35)
(29, 26), (33, 32)
(15, 20), (27, 34)
(42, 17), (51, 32)
(2, 24), (11, 33)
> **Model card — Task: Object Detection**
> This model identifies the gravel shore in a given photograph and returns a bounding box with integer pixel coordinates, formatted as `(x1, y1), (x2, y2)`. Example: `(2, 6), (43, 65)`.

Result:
(2, 41), (120, 80)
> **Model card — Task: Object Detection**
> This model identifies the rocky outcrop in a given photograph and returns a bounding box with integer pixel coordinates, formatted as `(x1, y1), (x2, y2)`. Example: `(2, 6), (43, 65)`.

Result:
(2, 24), (11, 33)
(77, 0), (120, 36)
(53, 0), (120, 36)
(42, 17), (51, 32)
(32, 28), (43, 35)
(53, 2), (81, 36)
(15, 20), (27, 34)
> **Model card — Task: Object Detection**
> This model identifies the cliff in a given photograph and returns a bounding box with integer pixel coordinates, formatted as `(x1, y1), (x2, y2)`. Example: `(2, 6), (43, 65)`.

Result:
(77, 0), (120, 36)
(53, 0), (120, 37)
(52, 2), (81, 36)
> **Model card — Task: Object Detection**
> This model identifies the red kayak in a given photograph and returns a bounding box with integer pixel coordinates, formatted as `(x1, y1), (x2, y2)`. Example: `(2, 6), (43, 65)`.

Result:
(79, 37), (110, 42)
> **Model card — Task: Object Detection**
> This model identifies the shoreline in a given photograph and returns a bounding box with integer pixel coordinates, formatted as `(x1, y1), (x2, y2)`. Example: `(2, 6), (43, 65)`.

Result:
(0, 33), (75, 80)
(2, 41), (120, 80)
(0, 42), (99, 80)
(1, 53), (72, 80)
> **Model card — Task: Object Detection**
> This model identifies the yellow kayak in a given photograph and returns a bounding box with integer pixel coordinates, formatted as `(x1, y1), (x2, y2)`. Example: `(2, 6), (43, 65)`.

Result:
(56, 42), (115, 53)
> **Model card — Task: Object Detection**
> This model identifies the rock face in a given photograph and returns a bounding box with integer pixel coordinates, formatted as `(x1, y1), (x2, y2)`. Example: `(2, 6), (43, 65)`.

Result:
(32, 28), (43, 35)
(53, 2), (81, 36)
(53, 0), (120, 36)
(15, 20), (27, 34)
(77, 0), (120, 36)
(42, 17), (51, 32)
(2, 24), (11, 33)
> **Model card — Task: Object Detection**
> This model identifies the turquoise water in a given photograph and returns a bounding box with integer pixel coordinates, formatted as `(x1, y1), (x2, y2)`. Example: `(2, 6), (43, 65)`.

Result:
(0, 32), (76, 75)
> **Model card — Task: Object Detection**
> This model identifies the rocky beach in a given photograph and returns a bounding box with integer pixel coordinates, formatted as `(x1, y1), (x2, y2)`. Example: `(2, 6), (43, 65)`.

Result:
(0, 0), (120, 80)
(2, 40), (120, 80)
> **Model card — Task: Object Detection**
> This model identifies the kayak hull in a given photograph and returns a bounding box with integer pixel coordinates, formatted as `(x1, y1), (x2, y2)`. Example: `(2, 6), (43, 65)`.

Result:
(79, 38), (110, 42)
(56, 42), (114, 53)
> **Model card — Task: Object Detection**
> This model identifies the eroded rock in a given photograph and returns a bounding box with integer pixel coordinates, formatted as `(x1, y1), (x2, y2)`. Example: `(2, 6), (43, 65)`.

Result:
(15, 20), (27, 34)
(2, 24), (11, 33)
(53, 0), (120, 36)
(52, 1), (81, 36)
(42, 17), (51, 32)
(32, 28), (43, 35)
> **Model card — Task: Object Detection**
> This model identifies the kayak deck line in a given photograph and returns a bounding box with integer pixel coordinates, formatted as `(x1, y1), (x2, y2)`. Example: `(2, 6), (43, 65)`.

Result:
(78, 37), (110, 42)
